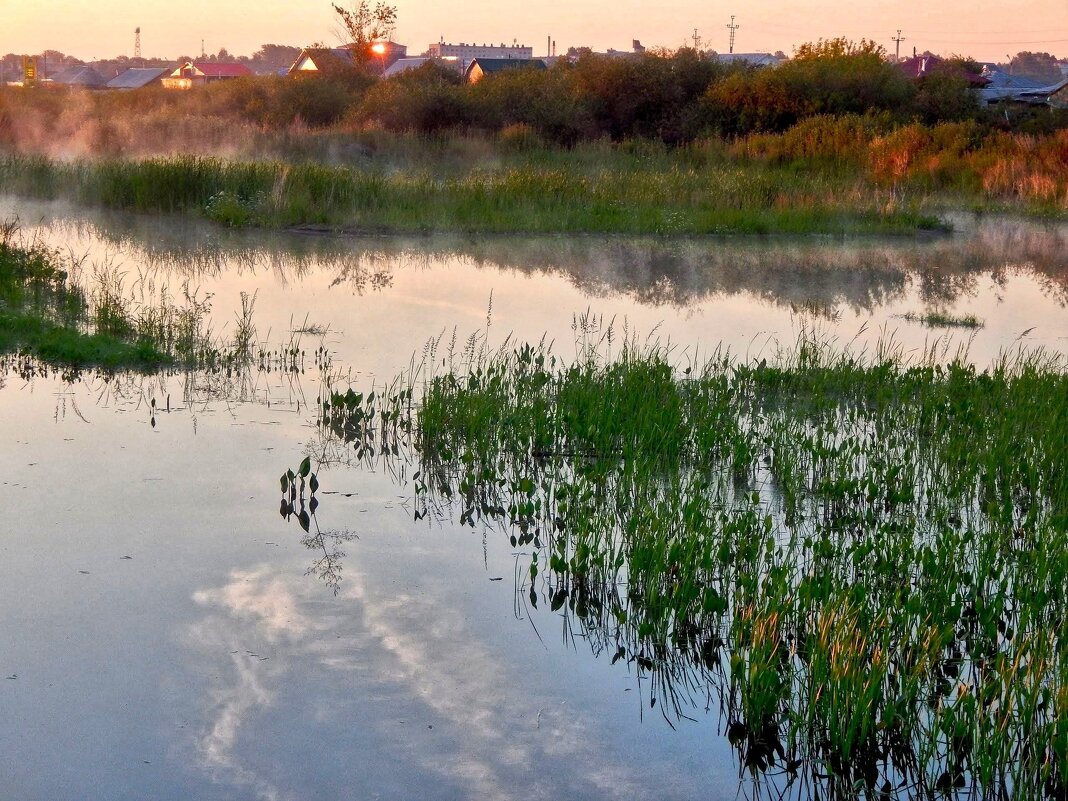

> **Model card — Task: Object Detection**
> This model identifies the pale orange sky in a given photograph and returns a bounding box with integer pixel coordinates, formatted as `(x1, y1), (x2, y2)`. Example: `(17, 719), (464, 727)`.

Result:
(2, 0), (1066, 62)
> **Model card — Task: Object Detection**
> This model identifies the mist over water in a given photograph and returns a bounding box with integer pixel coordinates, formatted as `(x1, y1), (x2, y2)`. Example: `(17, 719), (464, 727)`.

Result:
(1, 197), (1066, 800)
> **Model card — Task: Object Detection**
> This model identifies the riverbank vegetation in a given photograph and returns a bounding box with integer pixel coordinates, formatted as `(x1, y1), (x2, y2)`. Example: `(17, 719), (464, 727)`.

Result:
(0, 40), (1065, 233)
(0, 221), (232, 369)
(318, 325), (1068, 798)
(0, 151), (945, 235)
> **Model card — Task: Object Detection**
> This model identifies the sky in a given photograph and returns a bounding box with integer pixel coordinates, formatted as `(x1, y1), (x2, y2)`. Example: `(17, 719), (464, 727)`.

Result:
(1, 0), (1066, 63)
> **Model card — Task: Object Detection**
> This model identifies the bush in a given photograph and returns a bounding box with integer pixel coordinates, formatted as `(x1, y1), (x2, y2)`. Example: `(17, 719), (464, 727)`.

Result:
(571, 49), (726, 142)
(731, 114), (892, 165)
(913, 67), (982, 125)
(355, 64), (467, 133)
(703, 39), (915, 136)
(466, 64), (596, 144)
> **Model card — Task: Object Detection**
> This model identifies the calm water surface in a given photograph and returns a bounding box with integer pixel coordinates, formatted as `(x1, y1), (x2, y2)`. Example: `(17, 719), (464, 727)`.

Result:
(1, 200), (1066, 800)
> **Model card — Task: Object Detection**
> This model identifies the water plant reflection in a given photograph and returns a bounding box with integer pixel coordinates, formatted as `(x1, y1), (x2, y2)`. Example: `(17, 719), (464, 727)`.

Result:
(12, 206), (1068, 317)
(316, 329), (1068, 801)
(278, 456), (359, 595)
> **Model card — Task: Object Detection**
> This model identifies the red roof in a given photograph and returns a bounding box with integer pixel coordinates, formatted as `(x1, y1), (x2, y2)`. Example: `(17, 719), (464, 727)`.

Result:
(193, 62), (253, 78)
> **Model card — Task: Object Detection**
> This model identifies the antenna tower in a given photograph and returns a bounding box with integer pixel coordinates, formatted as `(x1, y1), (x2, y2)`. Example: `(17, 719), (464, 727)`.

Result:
(892, 29), (906, 61)
(134, 27), (141, 61)
(727, 16), (739, 54)
(692, 28), (701, 50)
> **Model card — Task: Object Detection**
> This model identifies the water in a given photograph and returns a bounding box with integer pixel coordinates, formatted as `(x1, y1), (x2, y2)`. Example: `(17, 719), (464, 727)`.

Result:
(2, 199), (1066, 800)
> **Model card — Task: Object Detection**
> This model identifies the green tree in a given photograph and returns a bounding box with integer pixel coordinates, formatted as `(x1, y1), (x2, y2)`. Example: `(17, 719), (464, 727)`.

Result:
(1006, 51), (1063, 84)
(332, 1), (397, 64)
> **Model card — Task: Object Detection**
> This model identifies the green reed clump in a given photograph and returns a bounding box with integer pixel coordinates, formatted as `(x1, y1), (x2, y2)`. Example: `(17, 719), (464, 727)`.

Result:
(320, 328), (1068, 800)
(903, 310), (984, 329)
(0, 221), (233, 370)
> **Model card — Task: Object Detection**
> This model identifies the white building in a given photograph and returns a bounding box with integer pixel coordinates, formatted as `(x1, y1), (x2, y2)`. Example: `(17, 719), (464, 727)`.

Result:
(426, 41), (532, 62)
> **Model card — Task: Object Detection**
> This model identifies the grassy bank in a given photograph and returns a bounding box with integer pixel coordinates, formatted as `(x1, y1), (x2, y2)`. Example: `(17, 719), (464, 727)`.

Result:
(0, 151), (945, 236)
(319, 329), (1068, 799)
(0, 222), (230, 370)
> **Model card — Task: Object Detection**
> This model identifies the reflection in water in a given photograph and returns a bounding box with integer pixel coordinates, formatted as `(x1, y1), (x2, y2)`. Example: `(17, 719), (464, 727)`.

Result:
(0, 335), (329, 430)
(187, 563), (711, 801)
(277, 460), (359, 595)
(8, 200), (1068, 317)
(188, 567), (314, 801)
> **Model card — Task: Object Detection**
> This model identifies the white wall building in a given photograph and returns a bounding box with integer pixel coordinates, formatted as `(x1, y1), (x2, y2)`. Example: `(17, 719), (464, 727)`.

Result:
(427, 41), (532, 61)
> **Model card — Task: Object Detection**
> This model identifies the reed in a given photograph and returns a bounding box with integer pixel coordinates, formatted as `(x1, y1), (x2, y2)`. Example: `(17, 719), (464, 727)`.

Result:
(0, 221), (231, 370)
(0, 152), (944, 236)
(318, 322), (1068, 799)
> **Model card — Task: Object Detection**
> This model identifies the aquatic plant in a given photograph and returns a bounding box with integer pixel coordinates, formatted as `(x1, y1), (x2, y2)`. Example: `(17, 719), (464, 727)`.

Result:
(0, 221), (269, 372)
(902, 310), (984, 329)
(317, 327), (1068, 800)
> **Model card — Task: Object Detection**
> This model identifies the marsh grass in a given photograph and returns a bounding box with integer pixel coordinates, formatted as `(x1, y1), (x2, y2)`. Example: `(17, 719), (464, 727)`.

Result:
(0, 152), (944, 236)
(318, 323), (1068, 800)
(903, 310), (985, 329)
(0, 220), (237, 370)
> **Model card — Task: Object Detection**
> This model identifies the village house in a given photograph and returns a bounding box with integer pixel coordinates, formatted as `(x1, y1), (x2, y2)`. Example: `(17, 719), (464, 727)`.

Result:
(105, 67), (168, 90)
(382, 56), (462, 78)
(288, 41), (407, 76)
(464, 57), (547, 84)
(350, 40), (407, 71)
(288, 48), (357, 76)
(161, 61), (252, 89)
(710, 52), (785, 67)
(47, 64), (107, 89)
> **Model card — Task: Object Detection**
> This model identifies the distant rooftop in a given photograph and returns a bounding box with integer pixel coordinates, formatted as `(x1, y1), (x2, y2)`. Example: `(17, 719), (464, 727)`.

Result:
(49, 65), (107, 87)
(105, 67), (167, 90)
(383, 56), (460, 78)
(467, 58), (547, 75)
(193, 62), (253, 78)
(710, 52), (785, 67)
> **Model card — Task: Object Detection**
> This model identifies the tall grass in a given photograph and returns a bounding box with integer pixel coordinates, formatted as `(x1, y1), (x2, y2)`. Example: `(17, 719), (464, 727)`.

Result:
(318, 323), (1068, 799)
(0, 221), (229, 369)
(0, 152), (944, 235)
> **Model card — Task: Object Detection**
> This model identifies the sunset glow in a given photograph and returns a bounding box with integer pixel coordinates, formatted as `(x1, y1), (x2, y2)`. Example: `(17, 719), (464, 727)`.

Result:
(2, 0), (1066, 62)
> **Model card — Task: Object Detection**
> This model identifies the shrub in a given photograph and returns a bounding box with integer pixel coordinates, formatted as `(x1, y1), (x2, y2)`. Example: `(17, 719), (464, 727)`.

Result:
(355, 65), (467, 133)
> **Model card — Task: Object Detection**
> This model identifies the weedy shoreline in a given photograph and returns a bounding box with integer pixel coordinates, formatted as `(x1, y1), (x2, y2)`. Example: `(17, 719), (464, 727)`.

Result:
(317, 326), (1068, 799)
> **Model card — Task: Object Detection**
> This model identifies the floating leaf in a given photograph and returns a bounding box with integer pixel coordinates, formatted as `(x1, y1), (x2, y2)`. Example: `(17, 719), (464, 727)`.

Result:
(280, 473), (289, 493)
(309, 473), (319, 493)
(298, 510), (311, 532)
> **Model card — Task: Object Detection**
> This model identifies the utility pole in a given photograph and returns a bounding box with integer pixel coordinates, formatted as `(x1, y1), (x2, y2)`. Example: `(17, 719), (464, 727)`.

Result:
(692, 28), (701, 50)
(892, 29), (906, 62)
(727, 16), (739, 55)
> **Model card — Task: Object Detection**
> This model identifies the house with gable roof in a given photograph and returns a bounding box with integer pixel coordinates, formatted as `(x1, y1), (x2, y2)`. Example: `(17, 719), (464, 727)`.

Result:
(161, 61), (253, 89)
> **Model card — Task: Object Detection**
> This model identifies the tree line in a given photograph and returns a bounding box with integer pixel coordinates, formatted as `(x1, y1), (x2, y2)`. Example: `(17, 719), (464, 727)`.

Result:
(262, 39), (1066, 142)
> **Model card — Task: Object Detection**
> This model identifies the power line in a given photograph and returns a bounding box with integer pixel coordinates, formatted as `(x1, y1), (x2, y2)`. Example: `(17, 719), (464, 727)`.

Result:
(727, 15), (740, 54)
(892, 28), (905, 61)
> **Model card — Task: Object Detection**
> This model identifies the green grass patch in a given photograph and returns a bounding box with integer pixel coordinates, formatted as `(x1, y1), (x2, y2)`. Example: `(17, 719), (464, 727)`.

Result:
(0, 152), (945, 236)
(0, 223), (234, 371)
(319, 327), (1068, 799)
